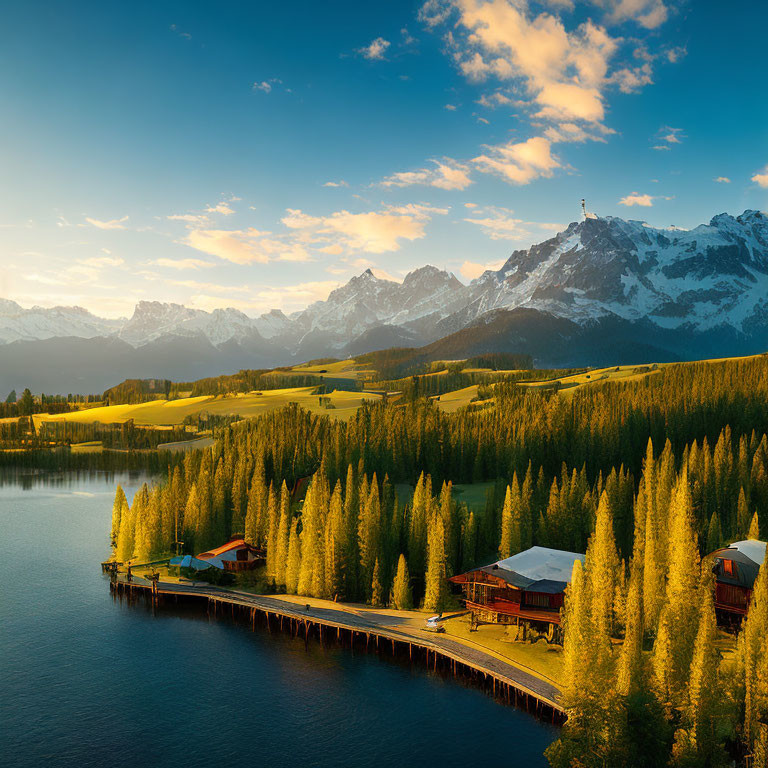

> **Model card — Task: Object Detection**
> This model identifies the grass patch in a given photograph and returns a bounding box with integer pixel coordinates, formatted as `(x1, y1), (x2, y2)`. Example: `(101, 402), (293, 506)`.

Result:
(32, 386), (383, 428)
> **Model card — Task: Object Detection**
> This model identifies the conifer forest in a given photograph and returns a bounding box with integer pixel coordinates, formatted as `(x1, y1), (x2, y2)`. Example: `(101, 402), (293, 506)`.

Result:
(95, 355), (768, 766)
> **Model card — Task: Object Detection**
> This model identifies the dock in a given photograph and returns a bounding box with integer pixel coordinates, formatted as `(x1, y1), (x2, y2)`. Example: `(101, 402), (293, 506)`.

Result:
(109, 573), (564, 723)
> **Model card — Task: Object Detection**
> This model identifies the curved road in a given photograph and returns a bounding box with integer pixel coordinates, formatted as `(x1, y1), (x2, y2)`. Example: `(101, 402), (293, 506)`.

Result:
(117, 575), (562, 710)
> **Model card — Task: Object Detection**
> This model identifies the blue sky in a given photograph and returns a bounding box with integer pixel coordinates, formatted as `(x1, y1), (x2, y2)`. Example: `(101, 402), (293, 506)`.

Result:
(1, 0), (766, 317)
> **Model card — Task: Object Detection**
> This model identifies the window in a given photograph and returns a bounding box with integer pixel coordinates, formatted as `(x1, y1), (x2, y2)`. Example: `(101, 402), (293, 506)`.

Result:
(525, 592), (550, 608)
(722, 559), (736, 577)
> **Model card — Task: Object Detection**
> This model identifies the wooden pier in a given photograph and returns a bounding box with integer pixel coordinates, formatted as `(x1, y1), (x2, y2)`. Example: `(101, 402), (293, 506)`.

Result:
(109, 573), (564, 723)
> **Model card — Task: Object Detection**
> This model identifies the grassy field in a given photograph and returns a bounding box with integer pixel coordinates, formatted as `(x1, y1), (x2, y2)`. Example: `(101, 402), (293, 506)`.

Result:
(287, 359), (375, 381)
(517, 364), (665, 395)
(432, 384), (480, 413)
(33, 386), (383, 428)
(395, 480), (494, 512)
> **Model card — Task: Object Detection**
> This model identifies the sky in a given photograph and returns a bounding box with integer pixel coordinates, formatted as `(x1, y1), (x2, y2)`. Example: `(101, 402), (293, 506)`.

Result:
(0, 0), (766, 319)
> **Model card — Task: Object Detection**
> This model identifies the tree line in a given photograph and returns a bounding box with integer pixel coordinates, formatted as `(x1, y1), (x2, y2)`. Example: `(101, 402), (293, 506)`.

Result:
(547, 448), (767, 767)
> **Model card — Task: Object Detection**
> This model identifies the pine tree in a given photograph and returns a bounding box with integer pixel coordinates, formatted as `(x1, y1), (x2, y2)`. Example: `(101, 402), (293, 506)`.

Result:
(110, 485), (128, 550)
(616, 563), (643, 698)
(560, 558), (588, 708)
(358, 475), (382, 600)
(265, 483), (279, 584)
(685, 572), (723, 765)
(737, 487), (751, 538)
(656, 471), (701, 708)
(115, 490), (136, 563)
(748, 510), (760, 540)
(706, 510), (723, 553)
(740, 544), (768, 754)
(274, 481), (290, 586)
(324, 481), (345, 599)
(285, 520), (301, 594)
(371, 558), (384, 606)
(586, 491), (620, 643)
(423, 514), (447, 612)
(391, 554), (413, 609)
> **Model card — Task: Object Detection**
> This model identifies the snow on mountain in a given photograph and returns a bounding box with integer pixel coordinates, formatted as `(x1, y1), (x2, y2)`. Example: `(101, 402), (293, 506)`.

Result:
(0, 302), (123, 344)
(462, 209), (768, 332)
(2, 210), (766, 356)
(293, 266), (466, 342)
(118, 302), (261, 346)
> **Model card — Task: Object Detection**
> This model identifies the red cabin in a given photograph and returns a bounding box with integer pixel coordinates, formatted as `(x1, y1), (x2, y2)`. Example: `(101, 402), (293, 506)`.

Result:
(197, 538), (265, 572)
(711, 539), (766, 620)
(449, 546), (585, 642)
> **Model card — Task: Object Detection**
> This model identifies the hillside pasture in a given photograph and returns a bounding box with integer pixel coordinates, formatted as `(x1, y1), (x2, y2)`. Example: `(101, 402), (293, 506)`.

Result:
(432, 384), (480, 413)
(517, 363), (665, 395)
(33, 386), (382, 428)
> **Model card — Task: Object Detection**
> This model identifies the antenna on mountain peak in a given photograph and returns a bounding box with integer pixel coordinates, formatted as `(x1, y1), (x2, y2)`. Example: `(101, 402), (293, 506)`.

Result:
(581, 198), (597, 220)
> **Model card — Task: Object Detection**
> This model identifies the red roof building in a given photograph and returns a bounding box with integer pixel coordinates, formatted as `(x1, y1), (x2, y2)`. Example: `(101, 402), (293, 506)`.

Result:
(711, 539), (766, 620)
(197, 538), (265, 571)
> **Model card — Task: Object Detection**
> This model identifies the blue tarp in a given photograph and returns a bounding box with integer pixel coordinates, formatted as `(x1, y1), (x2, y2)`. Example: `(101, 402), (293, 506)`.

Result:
(169, 555), (223, 570)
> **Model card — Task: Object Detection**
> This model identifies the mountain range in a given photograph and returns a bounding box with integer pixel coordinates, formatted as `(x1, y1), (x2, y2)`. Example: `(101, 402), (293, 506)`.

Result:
(2, 209), (767, 393)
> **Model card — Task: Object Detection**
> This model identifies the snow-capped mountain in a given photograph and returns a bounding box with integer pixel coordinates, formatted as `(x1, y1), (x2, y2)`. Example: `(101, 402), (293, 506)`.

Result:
(2, 210), (767, 384)
(291, 265), (466, 339)
(0, 301), (124, 344)
(118, 302), (263, 346)
(461, 209), (768, 333)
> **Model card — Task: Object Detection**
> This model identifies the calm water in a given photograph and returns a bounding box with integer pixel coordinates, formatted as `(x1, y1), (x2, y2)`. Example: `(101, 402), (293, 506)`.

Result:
(0, 470), (556, 768)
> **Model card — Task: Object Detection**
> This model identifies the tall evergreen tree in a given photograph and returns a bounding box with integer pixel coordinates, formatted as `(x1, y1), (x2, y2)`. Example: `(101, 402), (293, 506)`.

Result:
(391, 554), (413, 610)
(423, 514), (447, 612)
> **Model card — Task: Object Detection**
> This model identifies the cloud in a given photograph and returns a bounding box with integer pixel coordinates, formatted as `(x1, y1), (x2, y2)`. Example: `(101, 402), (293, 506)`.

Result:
(599, 0), (669, 28)
(253, 78), (282, 94)
(357, 37), (391, 60)
(181, 203), (446, 264)
(85, 215), (129, 230)
(618, 192), (654, 207)
(170, 24), (192, 40)
(459, 259), (506, 280)
(463, 206), (564, 242)
(205, 199), (236, 216)
(652, 125), (684, 149)
(380, 159), (473, 190)
(544, 122), (611, 143)
(184, 228), (271, 264)
(438, 0), (621, 126)
(608, 61), (653, 93)
(167, 213), (210, 223)
(78, 255), (124, 268)
(282, 206), (443, 254)
(752, 165), (768, 188)
(472, 136), (560, 185)
(713, 176), (731, 184)
(445, 103), (457, 111)
(152, 258), (215, 270)
(323, 180), (349, 188)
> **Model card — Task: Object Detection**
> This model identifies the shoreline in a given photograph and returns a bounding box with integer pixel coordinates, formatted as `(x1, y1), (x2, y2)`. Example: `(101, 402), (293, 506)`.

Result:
(109, 572), (564, 723)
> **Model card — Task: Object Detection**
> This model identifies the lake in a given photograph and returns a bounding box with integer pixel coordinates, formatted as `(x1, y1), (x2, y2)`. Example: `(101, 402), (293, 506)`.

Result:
(0, 470), (556, 768)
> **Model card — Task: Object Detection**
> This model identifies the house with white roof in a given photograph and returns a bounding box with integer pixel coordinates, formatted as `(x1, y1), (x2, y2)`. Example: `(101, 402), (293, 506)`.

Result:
(449, 546), (584, 642)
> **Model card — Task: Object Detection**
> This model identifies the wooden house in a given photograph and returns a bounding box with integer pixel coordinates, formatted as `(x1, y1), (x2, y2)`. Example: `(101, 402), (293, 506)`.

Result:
(711, 539), (766, 620)
(449, 546), (584, 642)
(197, 538), (264, 572)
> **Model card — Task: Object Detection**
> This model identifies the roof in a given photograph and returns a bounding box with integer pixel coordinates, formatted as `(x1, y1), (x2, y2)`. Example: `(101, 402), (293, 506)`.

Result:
(495, 546), (585, 584)
(197, 538), (253, 559)
(727, 540), (766, 566)
(454, 546), (585, 591)
(713, 540), (766, 589)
